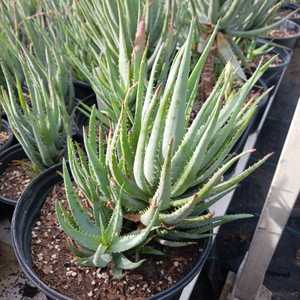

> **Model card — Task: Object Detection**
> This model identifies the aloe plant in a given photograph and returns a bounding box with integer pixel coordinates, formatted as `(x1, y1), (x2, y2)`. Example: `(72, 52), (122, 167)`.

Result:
(0, 0), (69, 89)
(56, 24), (272, 276)
(0, 44), (74, 171)
(189, 0), (290, 79)
(53, 0), (184, 124)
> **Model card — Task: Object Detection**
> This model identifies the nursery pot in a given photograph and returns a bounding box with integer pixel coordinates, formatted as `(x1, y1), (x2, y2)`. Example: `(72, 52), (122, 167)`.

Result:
(0, 144), (28, 206)
(73, 80), (95, 100)
(257, 41), (292, 87)
(265, 19), (300, 49)
(12, 164), (213, 300)
(0, 119), (14, 154)
(281, 4), (300, 25)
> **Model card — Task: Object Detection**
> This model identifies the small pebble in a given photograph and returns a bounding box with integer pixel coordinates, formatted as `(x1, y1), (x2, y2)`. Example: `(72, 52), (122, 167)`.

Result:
(87, 291), (93, 297)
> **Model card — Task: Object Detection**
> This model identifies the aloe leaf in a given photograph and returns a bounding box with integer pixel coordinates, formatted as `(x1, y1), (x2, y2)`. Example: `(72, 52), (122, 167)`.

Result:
(84, 109), (110, 198)
(186, 22), (219, 118)
(55, 202), (99, 251)
(212, 153), (272, 195)
(92, 244), (111, 268)
(108, 111), (149, 200)
(160, 195), (198, 225)
(140, 246), (165, 256)
(172, 71), (226, 181)
(186, 150), (255, 206)
(114, 254), (145, 270)
(143, 45), (184, 187)
(157, 239), (196, 247)
(219, 0), (242, 28)
(131, 45), (148, 146)
(229, 15), (289, 38)
(208, 0), (219, 24)
(111, 211), (158, 253)
(62, 161), (100, 236)
(134, 86), (161, 192)
(171, 86), (223, 197)
(141, 140), (173, 225)
(67, 240), (94, 258)
(162, 21), (194, 157)
(159, 230), (213, 241)
(105, 194), (123, 243)
(189, 214), (253, 235)
(117, 0), (130, 88)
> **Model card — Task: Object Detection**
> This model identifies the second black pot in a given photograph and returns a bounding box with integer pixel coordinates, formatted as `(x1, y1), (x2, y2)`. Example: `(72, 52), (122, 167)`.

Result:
(264, 19), (300, 49)
(0, 144), (28, 206)
(0, 119), (14, 154)
(258, 42), (292, 87)
(73, 80), (95, 100)
(281, 4), (300, 25)
(12, 164), (213, 300)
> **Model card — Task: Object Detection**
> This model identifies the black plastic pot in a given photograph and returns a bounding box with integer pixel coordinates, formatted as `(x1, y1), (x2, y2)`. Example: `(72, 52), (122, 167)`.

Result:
(258, 43), (292, 87)
(73, 80), (95, 100)
(0, 119), (14, 154)
(0, 144), (28, 206)
(12, 164), (213, 300)
(265, 19), (300, 49)
(281, 4), (300, 25)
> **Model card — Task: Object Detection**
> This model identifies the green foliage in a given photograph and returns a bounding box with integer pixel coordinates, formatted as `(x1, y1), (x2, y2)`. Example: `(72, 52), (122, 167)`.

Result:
(54, 0), (184, 124)
(189, 0), (289, 79)
(0, 45), (74, 171)
(57, 25), (272, 276)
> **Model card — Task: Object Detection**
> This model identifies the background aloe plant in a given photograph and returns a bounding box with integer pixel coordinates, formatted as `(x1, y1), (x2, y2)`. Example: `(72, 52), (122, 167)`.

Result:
(50, 0), (185, 124)
(56, 24), (273, 276)
(0, 0), (69, 88)
(189, 0), (289, 79)
(0, 43), (74, 171)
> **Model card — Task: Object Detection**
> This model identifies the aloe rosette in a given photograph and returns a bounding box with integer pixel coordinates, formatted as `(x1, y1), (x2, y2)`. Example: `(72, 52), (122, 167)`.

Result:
(56, 24), (272, 276)
(189, 0), (290, 79)
(0, 45), (74, 171)
(59, 0), (182, 124)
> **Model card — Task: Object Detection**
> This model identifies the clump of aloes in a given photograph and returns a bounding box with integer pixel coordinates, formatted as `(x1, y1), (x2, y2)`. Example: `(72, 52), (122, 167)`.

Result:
(56, 23), (272, 277)
(0, 45), (74, 171)
(189, 0), (289, 79)
(60, 0), (181, 124)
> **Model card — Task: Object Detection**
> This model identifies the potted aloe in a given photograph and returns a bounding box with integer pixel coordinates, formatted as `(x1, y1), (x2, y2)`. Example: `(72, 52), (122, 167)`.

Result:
(189, 0), (292, 80)
(12, 24), (272, 300)
(0, 44), (74, 206)
(242, 39), (292, 86)
(54, 0), (181, 137)
(280, 2), (300, 25)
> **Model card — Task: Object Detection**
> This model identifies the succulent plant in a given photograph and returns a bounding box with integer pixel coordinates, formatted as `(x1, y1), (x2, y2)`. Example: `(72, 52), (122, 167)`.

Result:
(0, 0), (69, 89)
(57, 0), (183, 124)
(189, 0), (291, 79)
(56, 24), (272, 276)
(0, 44), (74, 171)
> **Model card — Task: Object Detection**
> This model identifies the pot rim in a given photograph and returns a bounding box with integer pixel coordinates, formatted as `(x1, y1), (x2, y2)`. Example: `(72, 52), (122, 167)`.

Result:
(0, 144), (28, 206)
(266, 19), (300, 40)
(256, 39), (292, 68)
(0, 119), (14, 152)
(11, 163), (213, 300)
